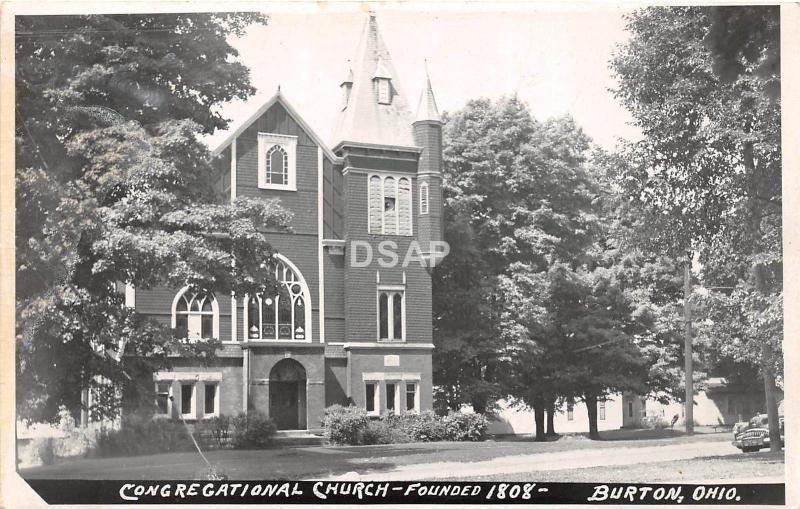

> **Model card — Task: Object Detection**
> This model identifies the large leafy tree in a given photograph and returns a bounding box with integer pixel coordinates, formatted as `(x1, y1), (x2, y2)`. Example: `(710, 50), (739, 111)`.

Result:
(15, 13), (289, 423)
(611, 6), (782, 448)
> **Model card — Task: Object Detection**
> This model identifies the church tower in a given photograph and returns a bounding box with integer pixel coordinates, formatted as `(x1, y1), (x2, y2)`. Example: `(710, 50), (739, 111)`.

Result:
(330, 12), (443, 414)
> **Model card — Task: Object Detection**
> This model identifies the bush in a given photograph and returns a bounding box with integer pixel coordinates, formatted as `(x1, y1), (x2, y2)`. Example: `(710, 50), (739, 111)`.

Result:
(230, 411), (276, 449)
(385, 411), (447, 442)
(323, 405), (370, 445)
(442, 412), (488, 441)
(363, 419), (410, 445)
(34, 437), (56, 466)
(93, 416), (194, 457)
(195, 415), (231, 449)
(641, 415), (671, 430)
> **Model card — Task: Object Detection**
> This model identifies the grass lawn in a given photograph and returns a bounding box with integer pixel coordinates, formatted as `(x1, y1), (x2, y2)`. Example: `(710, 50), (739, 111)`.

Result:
(462, 451), (785, 483)
(19, 427), (734, 480)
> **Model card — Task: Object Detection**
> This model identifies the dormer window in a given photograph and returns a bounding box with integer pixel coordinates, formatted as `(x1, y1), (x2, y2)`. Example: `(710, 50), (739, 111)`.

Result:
(377, 78), (391, 104)
(258, 133), (297, 191)
(373, 58), (392, 105)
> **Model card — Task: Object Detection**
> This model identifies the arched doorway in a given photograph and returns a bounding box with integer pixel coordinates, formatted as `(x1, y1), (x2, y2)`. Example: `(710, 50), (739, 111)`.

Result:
(269, 359), (307, 430)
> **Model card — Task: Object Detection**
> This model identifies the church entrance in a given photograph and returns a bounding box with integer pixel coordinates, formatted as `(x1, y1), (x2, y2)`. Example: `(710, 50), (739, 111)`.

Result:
(268, 359), (307, 430)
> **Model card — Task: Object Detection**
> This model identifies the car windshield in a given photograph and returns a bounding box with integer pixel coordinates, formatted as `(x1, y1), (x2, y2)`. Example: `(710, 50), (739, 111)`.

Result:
(749, 414), (769, 427)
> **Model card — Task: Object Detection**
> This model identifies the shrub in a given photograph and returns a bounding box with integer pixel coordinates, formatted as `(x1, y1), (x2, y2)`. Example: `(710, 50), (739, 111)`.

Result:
(93, 416), (194, 457)
(641, 415), (670, 430)
(363, 419), (410, 445)
(195, 415), (231, 449)
(323, 405), (369, 445)
(230, 411), (276, 449)
(34, 437), (56, 466)
(385, 411), (447, 442)
(442, 412), (488, 441)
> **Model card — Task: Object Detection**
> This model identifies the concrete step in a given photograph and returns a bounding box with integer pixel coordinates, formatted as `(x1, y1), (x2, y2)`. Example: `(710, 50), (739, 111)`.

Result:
(273, 429), (325, 446)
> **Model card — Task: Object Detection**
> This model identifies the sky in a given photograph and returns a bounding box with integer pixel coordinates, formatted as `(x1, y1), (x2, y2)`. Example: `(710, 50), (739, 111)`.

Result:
(204, 5), (643, 151)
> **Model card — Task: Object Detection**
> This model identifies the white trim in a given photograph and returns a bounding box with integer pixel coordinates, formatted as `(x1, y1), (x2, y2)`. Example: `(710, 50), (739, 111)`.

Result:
(258, 133), (297, 191)
(344, 166), (417, 177)
(230, 293), (237, 343)
(385, 381), (401, 413)
(124, 284), (135, 308)
(154, 381), (173, 416)
(212, 91), (342, 163)
(203, 382), (220, 418)
(344, 342), (435, 350)
(179, 381), (196, 419)
(242, 254), (313, 342)
(170, 286), (220, 340)
(317, 147), (325, 343)
(405, 381), (420, 413)
(362, 372), (422, 381)
(377, 285), (406, 342)
(419, 181), (429, 215)
(230, 138), (237, 201)
(365, 381), (380, 416)
(368, 173), (413, 236)
(153, 372), (223, 382)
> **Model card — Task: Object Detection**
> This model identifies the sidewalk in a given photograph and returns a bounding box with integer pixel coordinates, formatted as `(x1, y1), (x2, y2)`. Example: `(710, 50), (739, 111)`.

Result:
(328, 438), (739, 481)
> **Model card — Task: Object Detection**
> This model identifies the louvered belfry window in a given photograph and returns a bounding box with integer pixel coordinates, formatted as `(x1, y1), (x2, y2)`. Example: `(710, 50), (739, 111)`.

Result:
(368, 174), (412, 235)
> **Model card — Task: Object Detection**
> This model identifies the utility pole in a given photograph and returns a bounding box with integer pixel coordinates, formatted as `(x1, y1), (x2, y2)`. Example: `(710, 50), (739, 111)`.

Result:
(684, 253), (694, 435)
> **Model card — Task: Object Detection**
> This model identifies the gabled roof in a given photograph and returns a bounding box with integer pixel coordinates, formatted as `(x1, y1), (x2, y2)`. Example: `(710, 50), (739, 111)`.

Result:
(415, 63), (442, 123)
(212, 90), (341, 162)
(332, 13), (416, 149)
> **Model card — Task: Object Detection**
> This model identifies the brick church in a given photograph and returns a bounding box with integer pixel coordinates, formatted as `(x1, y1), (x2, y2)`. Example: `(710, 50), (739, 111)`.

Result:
(127, 13), (443, 431)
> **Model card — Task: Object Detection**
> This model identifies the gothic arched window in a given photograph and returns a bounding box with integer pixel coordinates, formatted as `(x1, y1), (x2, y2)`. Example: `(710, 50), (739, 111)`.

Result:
(172, 289), (219, 340)
(266, 145), (288, 186)
(245, 256), (312, 341)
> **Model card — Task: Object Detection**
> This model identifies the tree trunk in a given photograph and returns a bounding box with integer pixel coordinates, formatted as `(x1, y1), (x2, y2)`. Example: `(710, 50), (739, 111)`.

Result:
(744, 140), (782, 452)
(585, 394), (600, 440)
(533, 397), (546, 442)
(471, 397), (486, 414)
(545, 399), (557, 436)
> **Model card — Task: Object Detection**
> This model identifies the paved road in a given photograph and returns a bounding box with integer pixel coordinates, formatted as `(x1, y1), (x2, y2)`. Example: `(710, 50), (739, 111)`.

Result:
(328, 439), (740, 481)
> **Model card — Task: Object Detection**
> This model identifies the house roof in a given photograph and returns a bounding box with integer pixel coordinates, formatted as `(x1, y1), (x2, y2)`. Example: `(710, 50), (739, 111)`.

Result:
(212, 90), (341, 163)
(332, 13), (416, 149)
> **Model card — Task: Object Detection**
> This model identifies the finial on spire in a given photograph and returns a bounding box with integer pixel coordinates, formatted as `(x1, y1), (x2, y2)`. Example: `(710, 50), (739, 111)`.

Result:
(415, 60), (441, 123)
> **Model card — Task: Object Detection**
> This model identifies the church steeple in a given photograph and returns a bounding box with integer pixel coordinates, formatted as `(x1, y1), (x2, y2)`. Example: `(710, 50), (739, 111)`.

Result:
(415, 62), (441, 123)
(332, 12), (415, 148)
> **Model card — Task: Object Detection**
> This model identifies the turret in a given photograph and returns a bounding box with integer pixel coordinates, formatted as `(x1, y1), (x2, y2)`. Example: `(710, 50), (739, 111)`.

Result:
(413, 64), (443, 250)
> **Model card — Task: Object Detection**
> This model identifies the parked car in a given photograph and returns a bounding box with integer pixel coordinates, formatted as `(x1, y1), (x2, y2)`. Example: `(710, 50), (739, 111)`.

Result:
(732, 406), (784, 452)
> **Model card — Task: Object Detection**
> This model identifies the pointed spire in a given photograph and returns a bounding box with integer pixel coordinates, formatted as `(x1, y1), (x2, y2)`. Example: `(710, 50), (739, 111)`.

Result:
(332, 12), (415, 148)
(415, 60), (441, 123)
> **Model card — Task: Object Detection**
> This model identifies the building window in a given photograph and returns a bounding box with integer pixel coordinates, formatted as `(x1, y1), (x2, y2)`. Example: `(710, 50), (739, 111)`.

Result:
(257, 133), (297, 191)
(386, 382), (398, 413)
(266, 145), (288, 185)
(365, 382), (379, 415)
(245, 256), (311, 341)
(172, 289), (219, 341)
(377, 78), (391, 104)
(567, 403), (574, 421)
(204, 383), (218, 417)
(180, 383), (195, 419)
(378, 288), (405, 341)
(406, 382), (419, 413)
(599, 401), (606, 421)
(155, 382), (171, 416)
(628, 401), (633, 418)
(368, 175), (412, 235)
(420, 182), (429, 215)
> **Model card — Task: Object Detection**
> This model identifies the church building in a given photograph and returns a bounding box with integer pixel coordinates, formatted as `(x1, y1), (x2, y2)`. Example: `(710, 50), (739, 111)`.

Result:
(128, 13), (443, 431)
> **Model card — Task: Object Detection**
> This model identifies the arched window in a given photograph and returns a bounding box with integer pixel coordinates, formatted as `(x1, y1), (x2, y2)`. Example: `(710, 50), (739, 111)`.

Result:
(172, 289), (219, 341)
(266, 145), (288, 186)
(419, 182), (429, 215)
(244, 255), (312, 341)
(368, 174), (413, 236)
(377, 286), (405, 341)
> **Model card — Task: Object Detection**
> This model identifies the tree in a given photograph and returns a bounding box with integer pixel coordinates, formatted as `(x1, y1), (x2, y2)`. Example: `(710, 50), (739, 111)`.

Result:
(15, 13), (288, 423)
(611, 6), (782, 449)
